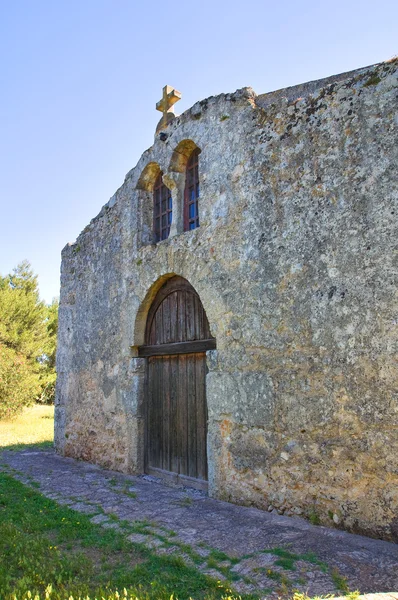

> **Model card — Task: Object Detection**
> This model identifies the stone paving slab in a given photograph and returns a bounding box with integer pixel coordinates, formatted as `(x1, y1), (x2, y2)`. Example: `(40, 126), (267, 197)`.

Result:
(335, 596), (398, 600)
(1, 448), (398, 598)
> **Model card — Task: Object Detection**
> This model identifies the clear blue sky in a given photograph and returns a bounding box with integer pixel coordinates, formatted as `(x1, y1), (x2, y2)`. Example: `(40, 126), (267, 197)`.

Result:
(1, 0), (397, 303)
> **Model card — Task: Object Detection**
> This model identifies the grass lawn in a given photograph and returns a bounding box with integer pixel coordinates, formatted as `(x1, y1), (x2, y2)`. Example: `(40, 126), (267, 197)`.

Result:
(0, 407), (350, 600)
(0, 406), (247, 600)
(0, 472), (242, 600)
(0, 404), (54, 448)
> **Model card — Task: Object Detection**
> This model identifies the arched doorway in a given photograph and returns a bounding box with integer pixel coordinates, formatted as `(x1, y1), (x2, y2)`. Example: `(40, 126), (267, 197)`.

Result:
(138, 276), (215, 490)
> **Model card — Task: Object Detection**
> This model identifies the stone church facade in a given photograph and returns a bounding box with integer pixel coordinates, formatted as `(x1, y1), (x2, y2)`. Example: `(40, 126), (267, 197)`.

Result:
(55, 59), (398, 541)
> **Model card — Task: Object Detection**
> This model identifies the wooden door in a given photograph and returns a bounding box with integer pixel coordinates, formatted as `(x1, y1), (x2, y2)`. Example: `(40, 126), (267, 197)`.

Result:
(139, 277), (215, 490)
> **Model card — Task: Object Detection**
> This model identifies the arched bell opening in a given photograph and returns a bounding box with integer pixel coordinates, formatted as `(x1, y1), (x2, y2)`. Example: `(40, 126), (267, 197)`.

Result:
(135, 162), (163, 246)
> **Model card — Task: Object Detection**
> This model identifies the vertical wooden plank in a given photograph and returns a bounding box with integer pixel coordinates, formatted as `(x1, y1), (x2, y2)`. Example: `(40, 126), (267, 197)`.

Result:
(178, 354), (188, 476)
(155, 303), (163, 345)
(160, 356), (165, 469)
(177, 290), (187, 342)
(160, 297), (165, 345)
(193, 295), (199, 340)
(153, 356), (162, 469)
(169, 292), (178, 343)
(158, 357), (164, 469)
(160, 303), (165, 345)
(186, 292), (195, 341)
(170, 354), (179, 474)
(187, 353), (197, 478)
(148, 357), (154, 468)
(149, 316), (155, 345)
(144, 356), (151, 471)
(163, 295), (170, 344)
(147, 357), (155, 468)
(162, 356), (170, 472)
(196, 352), (208, 481)
(168, 294), (173, 344)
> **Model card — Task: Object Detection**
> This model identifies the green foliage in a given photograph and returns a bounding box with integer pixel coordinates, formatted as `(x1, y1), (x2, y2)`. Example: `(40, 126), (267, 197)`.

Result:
(37, 297), (58, 405)
(0, 261), (58, 418)
(331, 568), (350, 592)
(260, 547), (329, 577)
(364, 74), (381, 86)
(300, 551), (328, 572)
(0, 344), (41, 419)
(274, 556), (296, 571)
(293, 593), (360, 600)
(262, 568), (290, 587)
(0, 591), (243, 600)
(308, 508), (321, 525)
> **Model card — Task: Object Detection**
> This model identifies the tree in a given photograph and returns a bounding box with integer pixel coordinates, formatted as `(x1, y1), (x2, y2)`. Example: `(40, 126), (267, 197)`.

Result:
(38, 298), (59, 404)
(0, 261), (58, 419)
(0, 343), (41, 419)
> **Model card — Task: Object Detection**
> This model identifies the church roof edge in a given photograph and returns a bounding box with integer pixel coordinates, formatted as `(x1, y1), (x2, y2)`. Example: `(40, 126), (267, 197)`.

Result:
(256, 60), (390, 108)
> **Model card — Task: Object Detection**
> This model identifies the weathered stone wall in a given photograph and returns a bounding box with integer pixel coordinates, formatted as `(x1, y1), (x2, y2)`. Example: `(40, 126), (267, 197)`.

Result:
(56, 59), (398, 540)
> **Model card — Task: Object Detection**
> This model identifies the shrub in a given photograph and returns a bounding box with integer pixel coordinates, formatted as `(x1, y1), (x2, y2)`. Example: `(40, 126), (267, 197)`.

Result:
(0, 343), (40, 419)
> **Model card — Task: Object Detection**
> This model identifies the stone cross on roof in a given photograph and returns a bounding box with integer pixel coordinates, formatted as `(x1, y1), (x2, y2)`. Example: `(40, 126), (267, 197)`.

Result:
(156, 85), (182, 132)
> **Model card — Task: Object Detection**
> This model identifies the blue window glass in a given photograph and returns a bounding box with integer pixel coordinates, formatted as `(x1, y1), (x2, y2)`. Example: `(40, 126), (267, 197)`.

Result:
(184, 148), (200, 232)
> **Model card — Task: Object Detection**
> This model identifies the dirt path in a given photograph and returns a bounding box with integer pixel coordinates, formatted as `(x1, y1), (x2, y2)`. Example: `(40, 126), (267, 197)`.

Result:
(2, 448), (398, 598)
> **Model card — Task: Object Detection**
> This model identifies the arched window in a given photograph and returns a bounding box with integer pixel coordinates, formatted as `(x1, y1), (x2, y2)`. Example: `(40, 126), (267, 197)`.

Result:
(184, 148), (200, 231)
(153, 172), (172, 242)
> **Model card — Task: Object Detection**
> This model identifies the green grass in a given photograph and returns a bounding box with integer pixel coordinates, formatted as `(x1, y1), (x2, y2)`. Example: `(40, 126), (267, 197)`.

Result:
(300, 551), (328, 572)
(209, 548), (234, 563)
(123, 488), (137, 499)
(0, 407), (352, 599)
(364, 74), (381, 86)
(274, 557), (296, 571)
(308, 508), (321, 526)
(331, 568), (350, 592)
(0, 467), (357, 600)
(260, 547), (329, 575)
(0, 404), (54, 448)
(263, 569), (290, 586)
(0, 473), (246, 600)
(174, 496), (193, 507)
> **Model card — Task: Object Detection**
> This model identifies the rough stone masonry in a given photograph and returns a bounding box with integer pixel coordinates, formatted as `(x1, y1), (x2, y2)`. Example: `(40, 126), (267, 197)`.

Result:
(55, 58), (398, 541)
